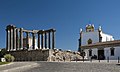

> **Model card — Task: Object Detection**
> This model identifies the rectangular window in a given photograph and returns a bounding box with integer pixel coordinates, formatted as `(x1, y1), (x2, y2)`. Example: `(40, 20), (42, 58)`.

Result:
(111, 48), (114, 56)
(89, 49), (92, 56)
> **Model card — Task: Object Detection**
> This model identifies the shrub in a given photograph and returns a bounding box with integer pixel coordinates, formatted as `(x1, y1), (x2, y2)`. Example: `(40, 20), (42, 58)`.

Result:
(0, 48), (8, 58)
(4, 54), (15, 62)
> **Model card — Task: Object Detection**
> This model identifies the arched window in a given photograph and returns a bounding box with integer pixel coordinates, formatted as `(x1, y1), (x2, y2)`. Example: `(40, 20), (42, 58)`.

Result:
(88, 39), (92, 44)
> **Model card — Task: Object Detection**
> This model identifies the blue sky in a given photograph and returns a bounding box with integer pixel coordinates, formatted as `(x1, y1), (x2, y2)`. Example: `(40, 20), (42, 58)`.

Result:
(0, 0), (120, 51)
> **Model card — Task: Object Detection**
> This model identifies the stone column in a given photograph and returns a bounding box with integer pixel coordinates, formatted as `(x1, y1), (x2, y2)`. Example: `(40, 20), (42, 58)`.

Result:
(48, 31), (51, 49)
(41, 33), (44, 49)
(10, 28), (13, 51)
(32, 33), (35, 50)
(38, 33), (40, 49)
(45, 32), (47, 48)
(26, 32), (29, 49)
(20, 28), (23, 49)
(52, 30), (55, 49)
(16, 29), (19, 50)
(9, 28), (11, 51)
(6, 29), (10, 51)
(13, 27), (16, 50)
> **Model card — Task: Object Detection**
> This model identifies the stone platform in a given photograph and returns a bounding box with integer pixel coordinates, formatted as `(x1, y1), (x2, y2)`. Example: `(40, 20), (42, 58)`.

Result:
(9, 49), (82, 61)
(9, 49), (53, 61)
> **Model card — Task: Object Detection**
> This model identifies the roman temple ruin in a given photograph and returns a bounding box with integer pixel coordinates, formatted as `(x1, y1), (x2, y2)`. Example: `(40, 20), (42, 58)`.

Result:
(6, 25), (56, 51)
(6, 25), (56, 61)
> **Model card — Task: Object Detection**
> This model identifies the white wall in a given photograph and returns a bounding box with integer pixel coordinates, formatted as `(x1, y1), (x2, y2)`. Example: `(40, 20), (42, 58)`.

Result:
(81, 30), (99, 46)
(101, 32), (114, 42)
(84, 48), (98, 59)
(84, 49), (89, 59)
(85, 47), (120, 60)
(81, 29), (117, 60)
(92, 48), (98, 56)
(104, 47), (120, 60)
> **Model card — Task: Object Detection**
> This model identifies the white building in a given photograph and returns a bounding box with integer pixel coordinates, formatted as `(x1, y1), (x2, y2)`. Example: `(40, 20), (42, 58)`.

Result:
(78, 24), (120, 60)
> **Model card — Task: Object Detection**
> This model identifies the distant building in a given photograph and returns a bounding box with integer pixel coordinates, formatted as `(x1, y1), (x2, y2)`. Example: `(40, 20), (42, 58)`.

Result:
(78, 24), (120, 60)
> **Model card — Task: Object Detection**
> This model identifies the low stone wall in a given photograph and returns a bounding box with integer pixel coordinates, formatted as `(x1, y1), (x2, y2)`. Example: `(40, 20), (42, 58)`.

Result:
(8, 49), (82, 61)
(9, 49), (53, 61)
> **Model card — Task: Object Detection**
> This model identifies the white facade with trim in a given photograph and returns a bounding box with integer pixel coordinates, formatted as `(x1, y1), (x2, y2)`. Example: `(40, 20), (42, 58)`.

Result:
(78, 24), (119, 60)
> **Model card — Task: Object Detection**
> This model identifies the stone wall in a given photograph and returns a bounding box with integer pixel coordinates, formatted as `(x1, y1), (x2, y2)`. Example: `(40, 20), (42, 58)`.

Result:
(9, 49), (82, 61)
(9, 49), (53, 61)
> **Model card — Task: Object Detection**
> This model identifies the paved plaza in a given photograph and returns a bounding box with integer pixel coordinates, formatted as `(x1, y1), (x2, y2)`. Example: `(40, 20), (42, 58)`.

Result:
(0, 61), (120, 72)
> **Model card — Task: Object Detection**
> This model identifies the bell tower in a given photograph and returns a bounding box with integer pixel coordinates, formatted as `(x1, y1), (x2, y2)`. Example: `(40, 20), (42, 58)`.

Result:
(86, 24), (94, 32)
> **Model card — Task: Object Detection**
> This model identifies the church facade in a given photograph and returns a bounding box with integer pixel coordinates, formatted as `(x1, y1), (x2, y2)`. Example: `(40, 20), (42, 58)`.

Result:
(78, 24), (120, 60)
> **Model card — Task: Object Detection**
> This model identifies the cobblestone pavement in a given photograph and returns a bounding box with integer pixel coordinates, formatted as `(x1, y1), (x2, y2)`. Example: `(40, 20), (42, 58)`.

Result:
(23, 61), (120, 72)
(0, 61), (120, 72)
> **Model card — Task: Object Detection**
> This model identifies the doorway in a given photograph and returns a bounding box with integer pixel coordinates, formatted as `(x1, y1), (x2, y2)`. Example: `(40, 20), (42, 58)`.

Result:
(98, 49), (105, 60)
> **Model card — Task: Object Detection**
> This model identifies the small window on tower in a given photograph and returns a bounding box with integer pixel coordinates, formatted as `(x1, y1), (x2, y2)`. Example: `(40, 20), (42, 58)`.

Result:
(88, 39), (92, 44)
(110, 47), (115, 56)
(89, 30), (91, 32)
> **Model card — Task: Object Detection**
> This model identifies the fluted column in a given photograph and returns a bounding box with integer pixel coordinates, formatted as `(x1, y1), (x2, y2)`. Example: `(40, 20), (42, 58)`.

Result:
(45, 32), (47, 48)
(38, 33), (40, 49)
(26, 32), (29, 49)
(13, 27), (16, 50)
(32, 33), (35, 49)
(6, 29), (10, 51)
(20, 28), (23, 49)
(48, 31), (51, 49)
(41, 33), (44, 49)
(16, 29), (19, 50)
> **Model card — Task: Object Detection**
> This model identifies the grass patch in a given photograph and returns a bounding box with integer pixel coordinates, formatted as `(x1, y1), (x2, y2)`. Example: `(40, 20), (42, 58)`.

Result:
(0, 62), (10, 65)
